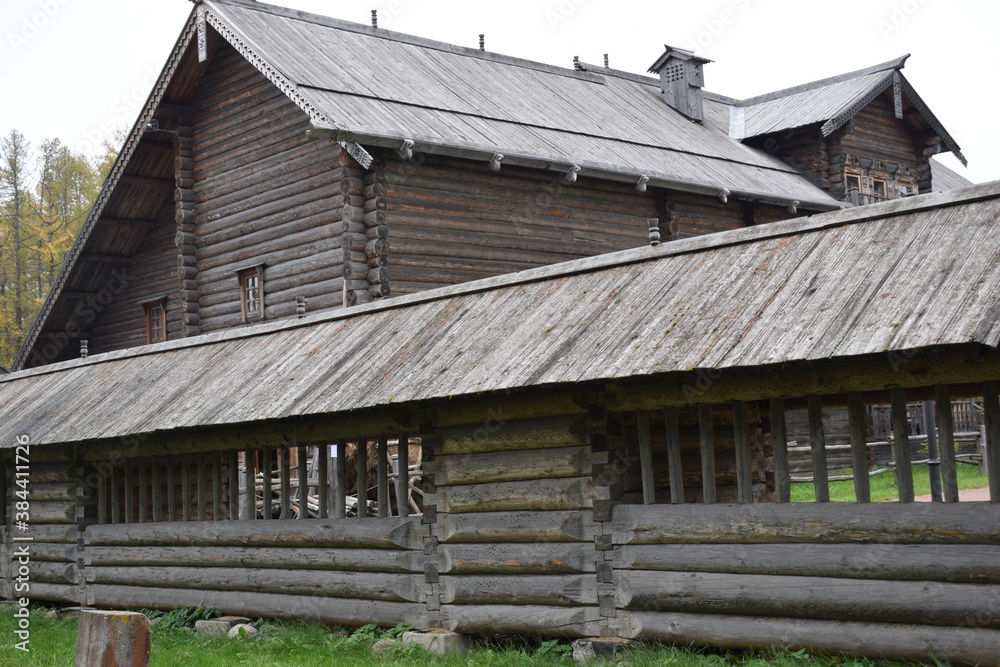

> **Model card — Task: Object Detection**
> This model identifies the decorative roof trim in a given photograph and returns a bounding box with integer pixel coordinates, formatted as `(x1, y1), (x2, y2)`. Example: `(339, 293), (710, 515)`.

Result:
(13, 14), (201, 371)
(820, 74), (895, 137)
(739, 54), (910, 106)
(898, 76), (967, 167)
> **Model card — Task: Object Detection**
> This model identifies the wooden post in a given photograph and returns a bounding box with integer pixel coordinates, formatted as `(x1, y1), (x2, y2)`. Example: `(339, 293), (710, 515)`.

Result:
(848, 392), (870, 503)
(110, 463), (119, 524)
(151, 458), (162, 523)
(934, 385), (959, 503)
(377, 436), (389, 518)
(697, 404), (716, 504)
(196, 454), (207, 522)
(279, 448), (291, 520)
(891, 388), (914, 502)
(138, 460), (147, 524)
(807, 395), (829, 502)
(733, 401), (753, 504)
(297, 445), (308, 519)
(124, 460), (134, 524)
(97, 465), (107, 525)
(164, 456), (174, 521)
(397, 434), (409, 518)
(212, 452), (223, 521)
(769, 398), (789, 503)
(664, 407), (684, 504)
(636, 411), (655, 505)
(317, 445), (329, 519)
(75, 610), (150, 667)
(334, 440), (347, 519)
(243, 450), (255, 520)
(356, 439), (368, 518)
(261, 446), (272, 519)
(180, 455), (191, 522)
(228, 450), (240, 520)
(983, 381), (1000, 503)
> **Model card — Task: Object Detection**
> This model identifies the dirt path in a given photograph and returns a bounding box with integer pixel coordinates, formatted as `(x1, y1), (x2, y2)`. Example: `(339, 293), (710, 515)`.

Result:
(913, 486), (991, 502)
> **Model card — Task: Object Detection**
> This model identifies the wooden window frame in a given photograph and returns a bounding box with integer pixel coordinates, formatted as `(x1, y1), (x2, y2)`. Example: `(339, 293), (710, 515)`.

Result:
(236, 265), (265, 323)
(143, 299), (167, 345)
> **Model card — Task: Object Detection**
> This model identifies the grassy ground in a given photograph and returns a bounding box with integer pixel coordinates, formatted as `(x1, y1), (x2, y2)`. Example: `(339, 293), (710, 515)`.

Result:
(0, 606), (914, 666)
(791, 461), (989, 502)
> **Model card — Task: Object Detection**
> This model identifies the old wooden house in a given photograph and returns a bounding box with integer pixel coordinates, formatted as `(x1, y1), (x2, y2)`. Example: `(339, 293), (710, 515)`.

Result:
(2, 0), (996, 663)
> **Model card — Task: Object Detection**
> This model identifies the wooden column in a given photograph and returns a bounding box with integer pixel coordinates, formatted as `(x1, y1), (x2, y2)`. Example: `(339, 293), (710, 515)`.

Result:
(150, 458), (162, 523)
(356, 440), (368, 518)
(97, 465), (107, 525)
(697, 404), (716, 504)
(983, 381), (1000, 503)
(377, 436), (389, 518)
(228, 450), (239, 520)
(317, 445), (329, 519)
(261, 446), (272, 519)
(396, 434), (409, 518)
(212, 452), (223, 520)
(334, 440), (347, 519)
(196, 454), (207, 521)
(848, 392), (870, 503)
(164, 456), (175, 521)
(733, 401), (753, 504)
(636, 411), (655, 505)
(769, 398), (790, 503)
(664, 407), (684, 504)
(807, 395), (829, 502)
(243, 450), (255, 520)
(340, 151), (371, 307)
(891, 388), (914, 502)
(297, 446), (308, 520)
(173, 118), (200, 337)
(124, 460), (134, 524)
(279, 448), (291, 520)
(110, 464), (120, 524)
(934, 385), (959, 503)
(180, 455), (191, 522)
(364, 166), (390, 300)
(137, 461), (147, 523)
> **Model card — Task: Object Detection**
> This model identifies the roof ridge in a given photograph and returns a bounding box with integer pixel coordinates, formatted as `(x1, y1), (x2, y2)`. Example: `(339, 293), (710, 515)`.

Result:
(7, 178), (996, 385)
(737, 54), (910, 106)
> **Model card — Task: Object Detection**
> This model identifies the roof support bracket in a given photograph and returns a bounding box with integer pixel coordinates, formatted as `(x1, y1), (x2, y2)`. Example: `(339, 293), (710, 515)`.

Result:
(398, 139), (415, 161)
(893, 71), (903, 120)
(489, 153), (504, 172)
(563, 164), (581, 184)
(635, 175), (649, 192)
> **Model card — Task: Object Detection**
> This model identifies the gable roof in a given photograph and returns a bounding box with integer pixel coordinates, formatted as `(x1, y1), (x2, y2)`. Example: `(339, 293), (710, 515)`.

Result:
(729, 55), (966, 165)
(3, 179), (999, 448)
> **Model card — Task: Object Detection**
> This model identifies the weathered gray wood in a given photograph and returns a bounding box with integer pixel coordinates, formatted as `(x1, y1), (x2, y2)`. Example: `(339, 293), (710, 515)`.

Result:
(30, 561), (79, 586)
(436, 476), (593, 513)
(11, 524), (76, 543)
(396, 434), (409, 518)
(212, 451), (223, 521)
(138, 462), (148, 523)
(110, 464), (120, 524)
(20, 582), (78, 604)
(86, 566), (423, 602)
(181, 455), (191, 522)
(438, 415), (586, 455)
(617, 570), (1000, 627)
(97, 474), (107, 525)
(124, 460), (134, 524)
(19, 542), (77, 563)
(442, 574), (596, 606)
(732, 401), (752, 504)
(434, 446), (593, 486)
(29, 500), (76, 524)
(317, 446), (329, 520)
(89, 584), (428, 629)
(164, 456), (175, 522)
(769, 398), (789, 503)
(85, 516), (427, 550)
(356, 440), (368, 519)
(377, 437), (388, 519)
(151, 458), (162, 523)
(613, 543), (1000, 583)
(86, 545), (425, 573)
(334, 440), (346, 519)
(439, 604), (601, 638)
(261, 447), (272, 519)
(891, 388), (914, 502)
(437, 509), (599, 544)
(636, 411), (655, 505)
(75, 609), (150, 667)
(441, 543), (596, 574)
(228, 450), (239, 521)
(297, 446), (308, 519)
(934, 385), (959, 503)
(806, 395), (829, 502)
(847, 392), (870, 503)
(196, 453), (207, 521)
(280, 448), (291, 520)
(625, 610), (1000, 664)
(243, 450), (255, 520)
(663, 407), (684, 504)
(697, 403), (716, 504)
(612, 503), (1000, 545)
(985, 381), (1000, 503)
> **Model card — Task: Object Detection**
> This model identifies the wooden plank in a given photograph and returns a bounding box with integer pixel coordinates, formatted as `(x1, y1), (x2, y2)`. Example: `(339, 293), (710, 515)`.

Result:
(110, 462), (120, 524)
(732, 401), (752, 504)
(439, 604), (601, 638)
(436, 477), (593, 513)
(769, 398), (789, 503)
(181, 455), (191, 522)
(697, 403), (715, 504)
(443, 574), (596, 606)
(396, 434), (409, 518)
(279, 448), (291, 520)
(197, 453), (207, 522)
(442, 543), (596, 574)
(613, 543), (1000, 583)
(611, 503), (1000, 545)
(617, 570), (1000, 627)
(934, 385), (959, 503)
(438, 415), (586, 455)
(261, 446), (272, 520)
(636, 411), (655, 504)
(334, 440), (347, 520)
(228, 450), (239, 521)
(985, 381), (1000, 503)
(165, 456), (175, 522)
(151, 457), (162, 523)
(627, 610), (1000, 664)
(212, 451), (223, 521)
(138, 460), (147, 523)
(433, 446), (593, 486)
(20, 583), (78, 605)
(356, 440), (368, 519)
(437, 510), (599, 544)
(891, 388), (914, 502)
(297, 445), (308, 520)
(317, 445), (329, 520)
(124, 460), (134, 524)
(847, 392), (870, 503)
(664, 407), (684, 504)
(97, 467), (107, 525)
(377, 437), (389, 519)
(806, 395), (829, 502)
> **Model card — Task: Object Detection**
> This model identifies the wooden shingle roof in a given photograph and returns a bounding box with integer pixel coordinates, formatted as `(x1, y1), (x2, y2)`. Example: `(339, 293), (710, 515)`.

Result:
(3, 180), (999, 447)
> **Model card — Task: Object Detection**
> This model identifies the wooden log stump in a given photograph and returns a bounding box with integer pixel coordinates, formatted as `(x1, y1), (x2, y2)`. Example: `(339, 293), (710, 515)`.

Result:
(75, 610), (150, 667)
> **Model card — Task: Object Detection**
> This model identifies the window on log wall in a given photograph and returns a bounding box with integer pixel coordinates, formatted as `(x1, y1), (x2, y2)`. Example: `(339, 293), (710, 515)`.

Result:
(143, 300), (166, 345)
(626, 382), (997, 506)
(89, 437), (423, 524)
(237, 265), (264, 323)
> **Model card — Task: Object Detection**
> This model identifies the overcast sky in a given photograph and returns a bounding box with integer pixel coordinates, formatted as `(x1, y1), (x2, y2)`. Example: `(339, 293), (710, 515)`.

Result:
(2, 0), (996, 183)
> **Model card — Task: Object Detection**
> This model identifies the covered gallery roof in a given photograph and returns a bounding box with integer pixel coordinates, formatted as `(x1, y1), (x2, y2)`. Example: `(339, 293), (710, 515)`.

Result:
(2, 180), (998, 447)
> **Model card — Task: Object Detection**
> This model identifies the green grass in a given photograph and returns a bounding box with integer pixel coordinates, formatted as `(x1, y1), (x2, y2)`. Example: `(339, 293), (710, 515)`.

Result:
(0, 606), (914, 666)
(791, 461), (989, 502)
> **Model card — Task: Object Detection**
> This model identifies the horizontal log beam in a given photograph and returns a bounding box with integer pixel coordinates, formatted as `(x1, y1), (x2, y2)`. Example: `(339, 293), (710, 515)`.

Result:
(439, 604), (601, 638)
(437, 509), (599, 544)
(78, 254), (134, 264)
(442, 574), (596, 606)
(97, 218), (158, 230)
(441, 542), (596, 574)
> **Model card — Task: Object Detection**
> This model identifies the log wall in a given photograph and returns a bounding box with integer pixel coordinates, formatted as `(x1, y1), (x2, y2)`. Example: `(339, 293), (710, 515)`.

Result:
(191, 44), (348, 331)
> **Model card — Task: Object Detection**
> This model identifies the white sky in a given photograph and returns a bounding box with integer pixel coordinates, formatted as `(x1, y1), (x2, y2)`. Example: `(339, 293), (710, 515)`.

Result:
(1, 0), (996, 183)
